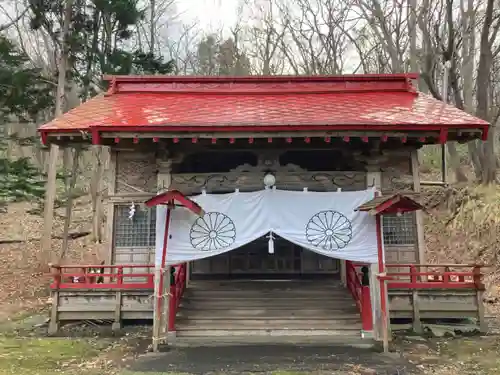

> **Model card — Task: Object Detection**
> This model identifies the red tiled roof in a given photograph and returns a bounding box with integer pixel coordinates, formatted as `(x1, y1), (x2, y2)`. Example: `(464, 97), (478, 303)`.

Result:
(39, 74), (489, 134)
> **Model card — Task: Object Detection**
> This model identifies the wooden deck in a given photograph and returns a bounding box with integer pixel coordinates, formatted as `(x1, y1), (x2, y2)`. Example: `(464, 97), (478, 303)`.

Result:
(47, 263), (488, 337)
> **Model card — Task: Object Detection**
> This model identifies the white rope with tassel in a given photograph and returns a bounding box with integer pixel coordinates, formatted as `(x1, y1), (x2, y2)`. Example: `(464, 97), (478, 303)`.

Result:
(267, 231), (275, 254)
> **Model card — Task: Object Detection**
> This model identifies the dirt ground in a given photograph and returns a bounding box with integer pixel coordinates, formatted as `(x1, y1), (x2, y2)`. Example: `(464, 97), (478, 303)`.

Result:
(2, 315), (500, 375)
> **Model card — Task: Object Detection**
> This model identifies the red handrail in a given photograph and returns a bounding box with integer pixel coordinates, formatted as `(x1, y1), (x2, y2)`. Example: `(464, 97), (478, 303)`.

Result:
(346, 261), (373, 333)
(168, 263), (187, 332)
(49, 264), (155, 290)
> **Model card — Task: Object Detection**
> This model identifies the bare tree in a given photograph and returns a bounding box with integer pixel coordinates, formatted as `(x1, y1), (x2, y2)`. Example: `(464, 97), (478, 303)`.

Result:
(476, 0), (498, 183)
(42, 0), (74, 265)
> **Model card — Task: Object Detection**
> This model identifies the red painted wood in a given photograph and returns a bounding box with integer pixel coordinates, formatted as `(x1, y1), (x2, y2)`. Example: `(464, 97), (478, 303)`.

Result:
(49, 264), (155, 290)
(439, 128), (449, 143)
(103, 73), (420, 83)
(168, 263), (187, 332)
(145, 190), (204, 216)
(361, 286), (373, 331)
(39, 73), (488, 148)
(383, 264), (486, 290)
(345, 261), (373, 333)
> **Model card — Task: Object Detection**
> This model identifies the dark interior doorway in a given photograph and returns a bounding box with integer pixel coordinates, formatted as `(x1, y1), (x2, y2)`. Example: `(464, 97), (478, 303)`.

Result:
(190, 235), (341, 280)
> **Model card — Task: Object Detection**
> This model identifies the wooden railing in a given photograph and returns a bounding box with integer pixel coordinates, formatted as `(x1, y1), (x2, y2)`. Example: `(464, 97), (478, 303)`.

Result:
(346, 261), (373, 333)
(49, 264), (155, 290)
(168, 263), (187, 332)
(385, 264), (486, 290)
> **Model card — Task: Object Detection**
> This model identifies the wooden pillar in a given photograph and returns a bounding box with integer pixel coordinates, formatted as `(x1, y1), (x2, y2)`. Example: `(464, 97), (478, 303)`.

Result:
(105, 150), (117, 265)
(411, 150), (426, 265)
(152, 154), (173, 350)
(152, 267), (162, 351)
(42, 144), (60, 265)
(366, 169), (383, 341)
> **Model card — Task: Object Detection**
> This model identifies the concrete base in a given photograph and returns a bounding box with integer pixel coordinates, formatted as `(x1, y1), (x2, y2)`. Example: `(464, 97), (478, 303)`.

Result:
(167, 330), (177, 344)
(48, 320), (58, 335)
(361, 330), (374, 339)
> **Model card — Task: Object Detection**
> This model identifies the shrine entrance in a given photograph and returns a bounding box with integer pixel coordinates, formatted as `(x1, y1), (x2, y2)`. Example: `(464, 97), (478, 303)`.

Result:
(190, 235), (341, 280)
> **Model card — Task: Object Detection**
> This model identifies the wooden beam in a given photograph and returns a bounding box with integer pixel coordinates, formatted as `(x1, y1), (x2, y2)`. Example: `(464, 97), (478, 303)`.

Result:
(101, 130), (437, 139)
(420, 180), (448, 187)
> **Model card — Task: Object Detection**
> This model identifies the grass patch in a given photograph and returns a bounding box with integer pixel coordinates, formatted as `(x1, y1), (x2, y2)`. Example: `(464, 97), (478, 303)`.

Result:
(0, 336), (110, 375)
(121, 373), (308, 375)
(120, 372), (308, 375)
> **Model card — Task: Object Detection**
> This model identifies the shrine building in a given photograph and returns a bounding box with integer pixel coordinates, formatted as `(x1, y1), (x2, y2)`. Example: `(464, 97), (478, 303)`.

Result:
(39, 74), (489, 350)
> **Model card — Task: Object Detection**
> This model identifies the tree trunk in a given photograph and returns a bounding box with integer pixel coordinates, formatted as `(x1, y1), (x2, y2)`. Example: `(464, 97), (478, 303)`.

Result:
(476, 0), (495, 183)
(90, 146), (105, 243)
(60, 147), (80, 260)
(150, 0), (155, 53)
(42, 0), (74, 266)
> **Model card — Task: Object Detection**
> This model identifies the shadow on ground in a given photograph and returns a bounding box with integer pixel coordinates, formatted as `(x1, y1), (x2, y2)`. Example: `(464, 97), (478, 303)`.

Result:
(126, 344), (414, 375)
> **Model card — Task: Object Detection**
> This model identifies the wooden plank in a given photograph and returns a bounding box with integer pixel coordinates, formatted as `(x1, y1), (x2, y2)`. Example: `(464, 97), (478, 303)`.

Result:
(112, 291), (122, 331)
(411, 290), (423, 333)
(476, 289), (487, 333)
(102, 131), (439, 139)
(48, 291), (59, 334)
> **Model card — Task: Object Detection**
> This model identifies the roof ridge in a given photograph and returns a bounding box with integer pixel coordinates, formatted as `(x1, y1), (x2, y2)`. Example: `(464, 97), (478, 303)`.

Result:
(103, 73), (419, 84)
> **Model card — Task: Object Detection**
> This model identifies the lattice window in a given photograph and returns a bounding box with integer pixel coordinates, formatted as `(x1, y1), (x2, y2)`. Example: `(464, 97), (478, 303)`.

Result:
(114, 205), (156, 247)
(382, 213), (416, 245)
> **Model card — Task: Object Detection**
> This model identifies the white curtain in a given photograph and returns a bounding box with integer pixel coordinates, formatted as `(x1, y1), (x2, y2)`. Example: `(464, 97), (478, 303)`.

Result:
(155, 188), (378, 266)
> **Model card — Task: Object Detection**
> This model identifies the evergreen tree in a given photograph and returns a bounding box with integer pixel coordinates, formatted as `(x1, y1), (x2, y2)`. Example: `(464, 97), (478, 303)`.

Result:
(28, 0), (175, 99)
(0, 35), (54, 210)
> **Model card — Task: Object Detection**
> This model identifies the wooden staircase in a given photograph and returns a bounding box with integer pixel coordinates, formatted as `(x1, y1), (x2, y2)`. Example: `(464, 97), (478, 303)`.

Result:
(174, 279), (371, 346)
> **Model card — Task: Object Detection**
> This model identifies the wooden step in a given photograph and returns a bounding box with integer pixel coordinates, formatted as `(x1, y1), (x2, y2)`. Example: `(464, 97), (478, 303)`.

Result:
(181, 300), (357, 309)
(184, 295), (354, 302)
(175, 328), (362, 337)
(178, 308), (359, 318)
(171, 335), (374, 348)
(185, 291), (352, 298)
(177, 317), (360, 326)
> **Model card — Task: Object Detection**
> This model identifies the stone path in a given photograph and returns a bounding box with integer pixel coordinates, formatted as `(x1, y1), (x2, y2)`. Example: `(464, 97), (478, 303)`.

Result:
(128, 344), (416, 374)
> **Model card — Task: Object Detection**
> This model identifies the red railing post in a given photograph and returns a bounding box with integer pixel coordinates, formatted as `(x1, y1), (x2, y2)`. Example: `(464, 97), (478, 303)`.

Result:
(117, 266), (124, 286)
(409, 265), (417, 284)
(359, 265), (373, 337)
(50, 264), (61, 289)
(361, 285), (373, 332)
(473, 266), (482, 289)
(443, 266), (451, 285)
